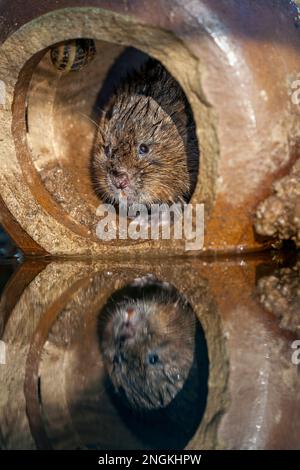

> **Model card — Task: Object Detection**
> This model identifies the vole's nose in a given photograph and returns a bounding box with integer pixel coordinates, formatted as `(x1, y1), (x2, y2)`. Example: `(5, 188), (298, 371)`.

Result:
(119, 321), (135, 342)
(111, 170), (129, 190)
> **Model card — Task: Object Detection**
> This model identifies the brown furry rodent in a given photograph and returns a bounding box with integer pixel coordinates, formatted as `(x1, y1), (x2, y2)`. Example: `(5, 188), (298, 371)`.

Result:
(98, 279), (197, 411)
(91, 60), (199, 209)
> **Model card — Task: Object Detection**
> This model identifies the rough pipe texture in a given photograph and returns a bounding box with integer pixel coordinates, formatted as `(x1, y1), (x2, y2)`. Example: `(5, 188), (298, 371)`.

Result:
(255, 159), (300, 247)
(0, 1), (299, 255)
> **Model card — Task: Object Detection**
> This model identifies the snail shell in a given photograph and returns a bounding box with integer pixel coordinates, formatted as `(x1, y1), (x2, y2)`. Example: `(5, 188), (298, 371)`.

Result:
(50, 39), (96, 72)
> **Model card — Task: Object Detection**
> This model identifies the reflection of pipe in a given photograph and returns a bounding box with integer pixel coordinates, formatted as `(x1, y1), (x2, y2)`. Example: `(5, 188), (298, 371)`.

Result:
(0, 228), (17, 258)
(0, 261), (44, 337)
(1, 256), (299, 449)
(216, 257), (300, 450)
(0, 259), (227, 449)
(244, 344), (271, 450)
(24, 276), (92, 450)
(13, 257), (299, 448)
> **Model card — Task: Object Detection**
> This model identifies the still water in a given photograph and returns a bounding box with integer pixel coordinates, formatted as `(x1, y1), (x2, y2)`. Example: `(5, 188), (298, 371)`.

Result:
(0, 247), (299, 450)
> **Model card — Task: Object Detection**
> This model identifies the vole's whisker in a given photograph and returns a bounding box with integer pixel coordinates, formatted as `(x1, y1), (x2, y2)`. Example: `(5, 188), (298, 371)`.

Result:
(78, 112), (100, 129)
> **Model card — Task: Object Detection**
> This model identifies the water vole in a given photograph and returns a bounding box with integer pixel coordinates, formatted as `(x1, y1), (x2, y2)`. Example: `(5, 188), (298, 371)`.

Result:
(91, 60), (199, 209)
(98, 280), (197, 411)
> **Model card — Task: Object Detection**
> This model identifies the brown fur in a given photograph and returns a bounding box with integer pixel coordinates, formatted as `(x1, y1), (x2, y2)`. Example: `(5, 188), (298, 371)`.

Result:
(98, 282), (196, 410)
(91, 60), (199, 208)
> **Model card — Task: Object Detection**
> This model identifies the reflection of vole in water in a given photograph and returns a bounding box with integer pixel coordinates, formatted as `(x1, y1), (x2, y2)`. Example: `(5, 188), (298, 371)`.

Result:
(98, 279), (198, 411)
(91, 60), (199, 209)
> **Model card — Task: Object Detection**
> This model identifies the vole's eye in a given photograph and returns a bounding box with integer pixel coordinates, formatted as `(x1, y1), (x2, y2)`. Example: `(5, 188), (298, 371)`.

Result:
(104, 145), (111, 158)
(147, 353), (160, 365)
(138, 143), (149, 156)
